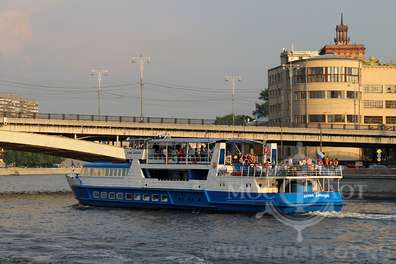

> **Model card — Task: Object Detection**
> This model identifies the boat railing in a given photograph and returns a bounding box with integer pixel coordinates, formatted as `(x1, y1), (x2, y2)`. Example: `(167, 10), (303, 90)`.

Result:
(147, 154), (211, 165)
(218, 164), (343, 178)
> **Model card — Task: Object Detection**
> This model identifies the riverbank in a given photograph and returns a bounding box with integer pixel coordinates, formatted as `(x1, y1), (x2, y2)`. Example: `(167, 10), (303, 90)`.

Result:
(0, 167), (79, 176)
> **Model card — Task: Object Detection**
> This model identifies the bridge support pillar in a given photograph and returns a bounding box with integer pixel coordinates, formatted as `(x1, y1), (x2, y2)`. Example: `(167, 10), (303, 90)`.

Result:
(115, 135), (120, 147)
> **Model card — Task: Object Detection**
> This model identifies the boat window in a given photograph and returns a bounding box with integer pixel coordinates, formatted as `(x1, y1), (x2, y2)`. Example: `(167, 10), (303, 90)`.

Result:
(143, 194), (150, 201)
(109, 192), (115, 199)
(219, 149), (225, 165)
(116, 193), (124, 200)
(125, 193), (133, 200)
(97, 168), (104, 176)
(100, 192), (107, 199)
(161, 194), (168, 202)
(134, 193), (141, 200)
(152, 194), (159, 202)
(93, 191), (99, 198)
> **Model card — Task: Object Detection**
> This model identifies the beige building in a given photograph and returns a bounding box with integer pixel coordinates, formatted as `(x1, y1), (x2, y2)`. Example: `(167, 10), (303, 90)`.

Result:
(0, 95), (38, 117)
(268, 17), (396, 128)
(267, 15), (396, 160)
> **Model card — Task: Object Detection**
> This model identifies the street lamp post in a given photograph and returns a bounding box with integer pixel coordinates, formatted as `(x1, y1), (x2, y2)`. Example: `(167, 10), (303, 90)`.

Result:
(131, 54), (151, 119)
(282, 62), (301, 127)
(225, 74), (242, 126)
(90, 69), (109, 116)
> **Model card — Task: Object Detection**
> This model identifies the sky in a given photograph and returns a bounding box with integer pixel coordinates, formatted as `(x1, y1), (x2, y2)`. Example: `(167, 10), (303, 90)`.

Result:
(0, 0), (396, 118)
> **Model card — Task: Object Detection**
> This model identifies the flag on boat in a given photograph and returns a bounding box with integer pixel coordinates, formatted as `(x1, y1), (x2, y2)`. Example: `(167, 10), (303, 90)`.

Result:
(316, 150), (325, 160)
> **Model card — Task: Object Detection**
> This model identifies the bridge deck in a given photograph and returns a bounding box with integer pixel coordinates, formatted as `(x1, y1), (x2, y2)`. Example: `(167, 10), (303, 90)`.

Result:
(1, 117), (396, 147)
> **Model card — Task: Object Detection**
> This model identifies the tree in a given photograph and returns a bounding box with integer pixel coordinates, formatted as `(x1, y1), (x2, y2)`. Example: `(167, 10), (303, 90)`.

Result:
(253, 89), (268, 118)
(215, 114), (252, 125)
(3, 150), (65, 167)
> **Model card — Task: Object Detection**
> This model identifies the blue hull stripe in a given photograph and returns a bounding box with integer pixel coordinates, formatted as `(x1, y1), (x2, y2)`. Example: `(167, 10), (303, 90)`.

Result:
(70, 185), (343, 213)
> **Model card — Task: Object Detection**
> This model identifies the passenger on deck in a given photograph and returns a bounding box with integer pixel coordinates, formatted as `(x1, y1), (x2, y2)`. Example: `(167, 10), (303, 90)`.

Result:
(171, 148), (177, 163)
(162, 147), (167, 160)
(177, 148), (185, 162)
(264, 159), (272, 177)
(200, 146), (208, 162)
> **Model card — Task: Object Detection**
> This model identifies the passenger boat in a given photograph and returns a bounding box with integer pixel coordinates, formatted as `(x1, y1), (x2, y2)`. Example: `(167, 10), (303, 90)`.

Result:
(66, 138), (344, 213)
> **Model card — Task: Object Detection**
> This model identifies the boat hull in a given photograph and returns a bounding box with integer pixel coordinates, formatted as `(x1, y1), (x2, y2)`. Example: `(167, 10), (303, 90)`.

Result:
(69, 185), (344, 214)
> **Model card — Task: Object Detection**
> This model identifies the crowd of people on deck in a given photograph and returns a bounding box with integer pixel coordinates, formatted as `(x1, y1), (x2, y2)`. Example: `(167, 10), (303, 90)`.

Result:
(223, 150), (341, 177)
(146, 141), (341, 177)
(276, 153), (341, 176)
(151, 144), (211, 163)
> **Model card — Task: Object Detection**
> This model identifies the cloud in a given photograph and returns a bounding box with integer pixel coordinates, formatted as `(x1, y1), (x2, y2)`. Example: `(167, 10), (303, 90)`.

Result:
(0, 8), (32, 56)
(0, 1), (63, 57)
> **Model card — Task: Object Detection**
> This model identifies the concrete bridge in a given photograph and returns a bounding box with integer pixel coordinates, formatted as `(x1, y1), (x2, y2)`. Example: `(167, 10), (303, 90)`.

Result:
(0, 130), (125, 161)
(1, 114), (396, 147)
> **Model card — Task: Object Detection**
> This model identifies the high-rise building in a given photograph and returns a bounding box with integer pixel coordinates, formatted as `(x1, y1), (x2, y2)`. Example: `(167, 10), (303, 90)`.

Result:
(0, 95), (39, 117)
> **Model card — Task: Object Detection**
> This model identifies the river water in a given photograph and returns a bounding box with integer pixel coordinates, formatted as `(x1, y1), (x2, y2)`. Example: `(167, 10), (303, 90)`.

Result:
(0, 175), (395, 263)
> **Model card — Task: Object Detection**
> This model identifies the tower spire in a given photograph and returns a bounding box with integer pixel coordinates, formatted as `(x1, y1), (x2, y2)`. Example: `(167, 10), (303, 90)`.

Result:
(335, 13), (349, 45)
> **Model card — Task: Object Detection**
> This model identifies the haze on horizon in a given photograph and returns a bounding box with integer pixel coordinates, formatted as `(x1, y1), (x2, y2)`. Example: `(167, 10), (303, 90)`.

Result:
(0, 0), (395, 119)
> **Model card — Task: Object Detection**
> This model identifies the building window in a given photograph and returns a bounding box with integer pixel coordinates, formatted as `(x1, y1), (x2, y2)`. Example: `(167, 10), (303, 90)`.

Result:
(300, 67), (359, 83)
(327, 115), (345, 123)
(309, 91), (326, 99)
(364, 116), (383, 124)
(295, 67), (306, 83)
(385, 101), (396, 109)
(363, 85), (383, 93)
(269, 72), (283, 85)
(384, 85), (396, 93)
(295, 91), (306, 100)
(328, 91), (344, 99)
(327, 67), (345, 82)
(346, 91), (358, 99)
(347, 115), (359, 123)
(295, 115), (305, 124)
(307, 67), (326, 82)
(363, 100), (383, 108)
(386, 117), (396, 124)
(345, 67), (359, 83)
(309, 115), (325, 122)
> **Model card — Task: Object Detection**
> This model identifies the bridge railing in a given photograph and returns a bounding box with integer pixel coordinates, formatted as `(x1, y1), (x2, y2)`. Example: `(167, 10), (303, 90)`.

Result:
(1, 111), (396, 131)
(0, 112), (218, 125)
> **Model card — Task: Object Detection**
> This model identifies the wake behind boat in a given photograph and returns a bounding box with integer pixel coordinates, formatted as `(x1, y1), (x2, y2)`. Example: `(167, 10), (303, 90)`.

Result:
(66, 138), (344, 213)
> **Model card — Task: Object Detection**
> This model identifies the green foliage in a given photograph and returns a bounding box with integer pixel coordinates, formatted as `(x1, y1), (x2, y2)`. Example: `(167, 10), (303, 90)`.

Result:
(215, 114), (252, 125)
(363, 56), (380, 66)
(253, 89), (268, 118)
(3, 150), (64, 167)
